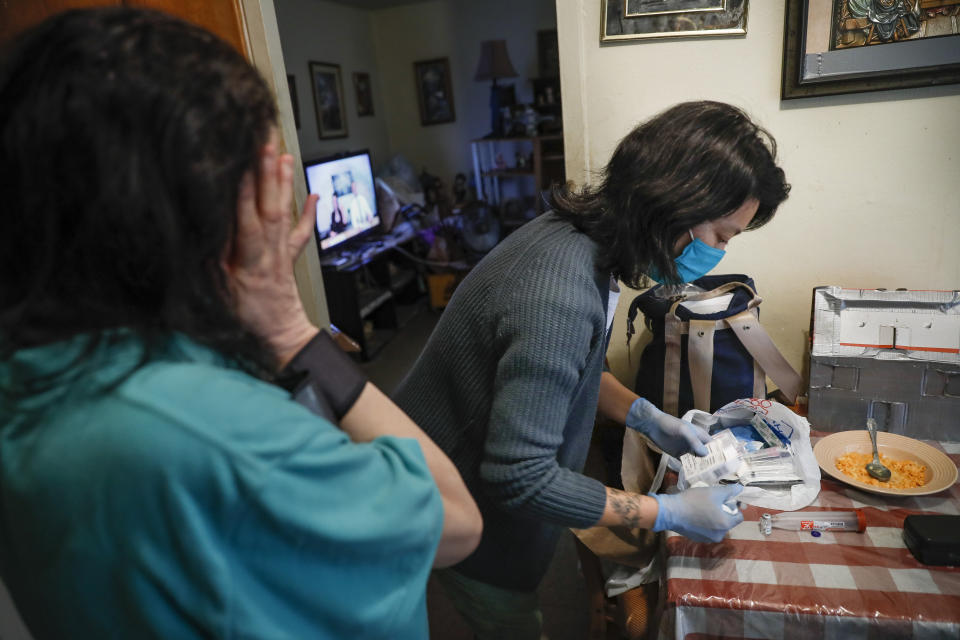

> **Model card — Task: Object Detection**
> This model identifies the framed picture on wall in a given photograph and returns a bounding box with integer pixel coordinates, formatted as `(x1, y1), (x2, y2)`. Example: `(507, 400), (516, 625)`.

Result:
(414, 57), (456, 126)
(601, 0), (748, 42)
(308, 61), (348, 139)
(353, 72), (374, 117)
(287, 74), (300, 130)
(782, 0), (960, 99)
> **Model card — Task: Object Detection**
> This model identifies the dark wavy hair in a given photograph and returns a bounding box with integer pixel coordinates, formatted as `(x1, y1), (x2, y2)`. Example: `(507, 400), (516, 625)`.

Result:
(549, 101), (790, 289)
(0, 8), (278, 377)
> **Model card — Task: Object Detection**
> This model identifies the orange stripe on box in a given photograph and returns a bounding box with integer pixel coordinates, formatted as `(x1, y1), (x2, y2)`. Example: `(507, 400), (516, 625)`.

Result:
(839, 342), (894, 349)
(898, 345), (960, 353)
(839, 342), (959, 354)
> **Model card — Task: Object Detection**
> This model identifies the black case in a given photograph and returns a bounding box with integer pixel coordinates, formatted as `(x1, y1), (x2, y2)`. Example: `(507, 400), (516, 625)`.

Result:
(903, 515), (960, 566)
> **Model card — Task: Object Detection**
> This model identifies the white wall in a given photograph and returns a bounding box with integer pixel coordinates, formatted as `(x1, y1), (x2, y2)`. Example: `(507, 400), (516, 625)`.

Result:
(557, 2), (960, 389)
(275, 0), (391, 165)
(371, 0), (557, 182)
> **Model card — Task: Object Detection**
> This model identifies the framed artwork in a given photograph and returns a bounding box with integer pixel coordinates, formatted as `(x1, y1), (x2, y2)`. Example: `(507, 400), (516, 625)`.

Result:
(353, 72), (374, 117)
(782, 0), (960, 99)
(537, 29), (560, 78)
(286, 74), (300, 130)
(308, 61), (348, 139)
(413, 57), (456, 126)
(601, 0), (748, 41)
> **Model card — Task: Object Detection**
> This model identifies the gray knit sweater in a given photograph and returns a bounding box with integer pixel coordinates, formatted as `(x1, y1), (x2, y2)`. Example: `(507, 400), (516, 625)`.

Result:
(394, 212), (609, 590)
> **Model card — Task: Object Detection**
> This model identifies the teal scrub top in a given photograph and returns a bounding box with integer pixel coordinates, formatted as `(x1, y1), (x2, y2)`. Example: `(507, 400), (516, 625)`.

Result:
(0, 333), (443, 639)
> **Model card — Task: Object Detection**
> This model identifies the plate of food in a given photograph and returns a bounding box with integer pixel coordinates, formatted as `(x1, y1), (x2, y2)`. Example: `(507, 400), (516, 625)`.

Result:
(813, 430), (958, 497)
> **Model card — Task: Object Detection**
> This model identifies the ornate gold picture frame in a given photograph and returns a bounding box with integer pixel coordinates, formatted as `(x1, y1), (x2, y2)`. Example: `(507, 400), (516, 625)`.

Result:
(601, 0), (748, 41)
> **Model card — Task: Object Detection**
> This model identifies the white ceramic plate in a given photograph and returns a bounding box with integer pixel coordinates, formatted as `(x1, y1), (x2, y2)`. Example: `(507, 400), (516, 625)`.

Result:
(813, 430), (957, 497)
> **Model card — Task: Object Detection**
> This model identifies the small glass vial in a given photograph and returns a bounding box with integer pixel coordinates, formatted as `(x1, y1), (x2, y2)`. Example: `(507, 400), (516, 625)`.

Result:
(759, 510), (865, 535)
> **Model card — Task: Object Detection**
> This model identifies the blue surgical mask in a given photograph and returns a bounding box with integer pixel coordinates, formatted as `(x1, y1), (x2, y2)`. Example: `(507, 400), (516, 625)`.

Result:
(650, 230), (725, 284)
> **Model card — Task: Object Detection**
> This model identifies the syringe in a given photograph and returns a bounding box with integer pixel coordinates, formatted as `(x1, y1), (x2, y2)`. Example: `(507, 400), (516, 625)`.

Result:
(759, 510), (865, 535)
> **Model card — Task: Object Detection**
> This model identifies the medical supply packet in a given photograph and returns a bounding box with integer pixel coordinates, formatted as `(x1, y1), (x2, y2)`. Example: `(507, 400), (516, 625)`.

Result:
(679, 429), (803, 489)
(736, 445), (804, 487)
(678, 430), (742, 487)
(675, 399), (821, 511)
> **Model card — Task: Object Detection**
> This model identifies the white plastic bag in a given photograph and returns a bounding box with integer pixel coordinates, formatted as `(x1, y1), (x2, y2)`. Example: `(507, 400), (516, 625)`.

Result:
(672, 399), (821, 511)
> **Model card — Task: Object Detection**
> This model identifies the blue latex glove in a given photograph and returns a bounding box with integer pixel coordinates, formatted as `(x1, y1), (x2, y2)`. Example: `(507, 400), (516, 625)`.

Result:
(650, 484), (745, 543)
(625, 397), (711, 458)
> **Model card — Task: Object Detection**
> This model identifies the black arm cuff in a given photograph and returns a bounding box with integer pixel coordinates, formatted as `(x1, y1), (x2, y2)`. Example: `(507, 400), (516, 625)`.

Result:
(277, 330), (368, 420)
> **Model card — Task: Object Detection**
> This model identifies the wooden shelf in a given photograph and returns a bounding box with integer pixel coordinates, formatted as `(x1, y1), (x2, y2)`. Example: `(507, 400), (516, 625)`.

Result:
(471, 134), (565, 223)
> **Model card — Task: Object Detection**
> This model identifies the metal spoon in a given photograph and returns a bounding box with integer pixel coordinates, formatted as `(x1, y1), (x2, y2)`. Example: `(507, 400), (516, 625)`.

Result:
(865, 418), (892, 482)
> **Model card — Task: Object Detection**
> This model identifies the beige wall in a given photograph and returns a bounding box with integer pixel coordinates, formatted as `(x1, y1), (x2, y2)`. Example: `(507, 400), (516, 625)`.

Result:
(275, 0), (392, 165)
(557, 2), (960, 391)
(371, 1), (457, 176)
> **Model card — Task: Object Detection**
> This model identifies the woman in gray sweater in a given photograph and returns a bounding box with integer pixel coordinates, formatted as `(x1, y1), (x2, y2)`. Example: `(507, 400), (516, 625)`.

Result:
(395, 101), (790, 639)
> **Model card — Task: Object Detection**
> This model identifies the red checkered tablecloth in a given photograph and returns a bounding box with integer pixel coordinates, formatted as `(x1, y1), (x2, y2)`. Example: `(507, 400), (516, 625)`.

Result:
(657, 432), (960, 640)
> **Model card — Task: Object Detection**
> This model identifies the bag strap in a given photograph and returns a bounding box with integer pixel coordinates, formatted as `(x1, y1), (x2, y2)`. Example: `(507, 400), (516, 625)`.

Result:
(663, 312), (684, 416)
(687, 319), (717, 412)
(667, 281), (762, 318)
(725, 310), (804, 404)
(663, 281), (760, 415)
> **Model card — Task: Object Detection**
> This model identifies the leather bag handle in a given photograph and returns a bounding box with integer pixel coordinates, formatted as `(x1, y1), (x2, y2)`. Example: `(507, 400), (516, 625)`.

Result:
(724, 310), (804, 404)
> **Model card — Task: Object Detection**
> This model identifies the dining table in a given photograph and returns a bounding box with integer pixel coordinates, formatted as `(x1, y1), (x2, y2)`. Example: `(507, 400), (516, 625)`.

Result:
(656, 430), (960, 640)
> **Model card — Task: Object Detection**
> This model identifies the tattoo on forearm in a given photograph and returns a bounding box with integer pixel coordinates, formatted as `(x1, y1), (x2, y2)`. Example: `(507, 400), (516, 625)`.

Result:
(608, 488), (644, 529)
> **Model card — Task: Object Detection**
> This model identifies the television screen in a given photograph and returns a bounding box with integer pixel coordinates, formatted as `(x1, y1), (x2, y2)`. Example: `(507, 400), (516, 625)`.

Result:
(304, 150), (379, 253)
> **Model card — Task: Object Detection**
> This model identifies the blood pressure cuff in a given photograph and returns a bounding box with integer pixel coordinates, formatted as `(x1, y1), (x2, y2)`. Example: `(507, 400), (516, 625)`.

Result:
(277, 330), (368, 422)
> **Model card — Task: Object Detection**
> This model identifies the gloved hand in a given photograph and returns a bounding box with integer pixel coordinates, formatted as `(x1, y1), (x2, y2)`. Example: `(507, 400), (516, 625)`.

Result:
(650, 484), (744, 543)
(625, 397), (710, 458)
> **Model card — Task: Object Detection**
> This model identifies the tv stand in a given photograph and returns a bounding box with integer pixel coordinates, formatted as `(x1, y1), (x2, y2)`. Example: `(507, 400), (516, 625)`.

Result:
(320, 228), (424, 361)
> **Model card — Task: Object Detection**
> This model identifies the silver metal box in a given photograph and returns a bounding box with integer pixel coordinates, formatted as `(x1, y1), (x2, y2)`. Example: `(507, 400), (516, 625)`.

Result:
(807, 286), (960, 441)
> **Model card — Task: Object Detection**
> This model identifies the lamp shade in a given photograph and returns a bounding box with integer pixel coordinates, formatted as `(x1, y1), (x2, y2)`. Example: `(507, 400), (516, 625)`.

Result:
(474, 40), (518, 81)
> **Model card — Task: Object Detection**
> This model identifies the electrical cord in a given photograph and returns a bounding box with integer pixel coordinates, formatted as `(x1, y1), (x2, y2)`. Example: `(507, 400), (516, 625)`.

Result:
(390, 244), (471, 270)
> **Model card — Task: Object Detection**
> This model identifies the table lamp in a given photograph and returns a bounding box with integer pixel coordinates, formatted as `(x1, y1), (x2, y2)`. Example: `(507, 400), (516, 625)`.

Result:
(474, 39), (517, 137)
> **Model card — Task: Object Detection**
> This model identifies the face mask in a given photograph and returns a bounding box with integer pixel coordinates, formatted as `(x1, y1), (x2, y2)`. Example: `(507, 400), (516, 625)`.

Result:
(650, 230), (725, 284)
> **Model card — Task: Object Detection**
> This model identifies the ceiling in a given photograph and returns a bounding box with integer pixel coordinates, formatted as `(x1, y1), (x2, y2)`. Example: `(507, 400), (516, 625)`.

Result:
(323, 0), (433, 9)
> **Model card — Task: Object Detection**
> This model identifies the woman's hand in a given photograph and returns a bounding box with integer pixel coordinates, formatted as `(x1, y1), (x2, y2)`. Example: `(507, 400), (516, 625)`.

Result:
(625, 397), (711, 458)
(227, 135), (320, 368)
(650, 484), (744, 542)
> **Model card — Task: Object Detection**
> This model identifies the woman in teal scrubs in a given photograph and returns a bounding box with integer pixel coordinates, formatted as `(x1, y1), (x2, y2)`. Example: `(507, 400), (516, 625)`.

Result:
(0, 8), (480, 639)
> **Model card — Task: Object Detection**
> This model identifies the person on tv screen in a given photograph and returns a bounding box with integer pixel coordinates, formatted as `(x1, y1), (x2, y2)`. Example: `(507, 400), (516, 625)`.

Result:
(329, 191), (348, 234)
(344, 179), (374, 228)
(328, 169), (374, 232)
(394, 101), (790, 639)
(0, 8), (480, 639)
(328, 171), (351, 235)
